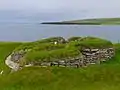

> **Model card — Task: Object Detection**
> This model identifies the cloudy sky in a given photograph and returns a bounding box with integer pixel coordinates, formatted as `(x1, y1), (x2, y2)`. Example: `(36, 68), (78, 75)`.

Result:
(0, 0), (120, 23)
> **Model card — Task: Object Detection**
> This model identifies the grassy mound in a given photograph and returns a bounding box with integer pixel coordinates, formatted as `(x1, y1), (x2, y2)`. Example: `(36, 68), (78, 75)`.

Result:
(78, 36), (112, 48)
(25, 46), (80, 63)
(67, 37), (82, 42)
(13, 37), (113, 65)
(14, 37), (66, 50)
(0, 37), (113, 68)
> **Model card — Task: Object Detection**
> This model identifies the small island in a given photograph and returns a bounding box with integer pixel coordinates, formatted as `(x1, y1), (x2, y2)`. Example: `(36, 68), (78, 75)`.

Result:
(41, 18), (120, 25)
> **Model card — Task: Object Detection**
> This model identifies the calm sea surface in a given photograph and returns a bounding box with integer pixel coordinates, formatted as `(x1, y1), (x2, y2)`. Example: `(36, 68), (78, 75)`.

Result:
(0, 24), (120, 42)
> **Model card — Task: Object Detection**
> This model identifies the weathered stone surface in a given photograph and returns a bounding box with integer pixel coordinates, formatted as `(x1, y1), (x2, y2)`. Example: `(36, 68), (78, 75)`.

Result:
(5, 49), (31, 72)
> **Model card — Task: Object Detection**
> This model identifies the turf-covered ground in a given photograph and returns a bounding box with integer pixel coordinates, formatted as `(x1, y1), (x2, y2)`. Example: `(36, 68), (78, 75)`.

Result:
(0, 38), (120, 90)
(1, 63), (120, 90)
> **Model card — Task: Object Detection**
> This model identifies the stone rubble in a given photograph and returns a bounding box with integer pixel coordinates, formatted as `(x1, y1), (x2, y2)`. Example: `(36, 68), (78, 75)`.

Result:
(5, 49), (30, 72)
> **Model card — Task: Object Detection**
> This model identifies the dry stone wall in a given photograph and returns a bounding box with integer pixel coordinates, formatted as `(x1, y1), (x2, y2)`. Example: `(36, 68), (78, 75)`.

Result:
(5, 47), (115, 71)
(26, 48), (115, 68)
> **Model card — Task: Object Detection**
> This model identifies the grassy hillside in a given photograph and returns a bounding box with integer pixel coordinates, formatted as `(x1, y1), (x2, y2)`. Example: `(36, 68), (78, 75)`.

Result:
(0, 37), (119, 90)
(0, 42), (22, 71)
(63, 18), (120, 25)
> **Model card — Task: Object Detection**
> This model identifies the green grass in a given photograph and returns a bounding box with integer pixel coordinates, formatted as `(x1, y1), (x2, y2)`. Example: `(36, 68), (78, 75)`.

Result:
(1, 63), (120, 90)
(73, 36), (113, 48)
(0, 37), (119, 90)
(25, 47), (80, 63)
(14, 37), (65, 51)
(21, 37), (112, 64)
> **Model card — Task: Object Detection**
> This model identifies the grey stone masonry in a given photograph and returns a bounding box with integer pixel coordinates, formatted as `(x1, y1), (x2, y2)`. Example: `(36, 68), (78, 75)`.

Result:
(7, 47), (115, 70)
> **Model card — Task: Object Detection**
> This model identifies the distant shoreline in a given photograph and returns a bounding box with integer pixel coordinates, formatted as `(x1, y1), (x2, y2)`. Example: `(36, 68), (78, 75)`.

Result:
(41, 22), (101, 25)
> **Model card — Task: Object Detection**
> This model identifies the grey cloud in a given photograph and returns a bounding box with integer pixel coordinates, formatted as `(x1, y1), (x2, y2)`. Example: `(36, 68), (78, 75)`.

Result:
(0, 0), (120, 22)
(0, 0), (120, 10)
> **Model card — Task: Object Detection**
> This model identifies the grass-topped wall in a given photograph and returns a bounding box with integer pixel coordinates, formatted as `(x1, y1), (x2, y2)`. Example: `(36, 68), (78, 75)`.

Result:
(13, 36), (113, 64)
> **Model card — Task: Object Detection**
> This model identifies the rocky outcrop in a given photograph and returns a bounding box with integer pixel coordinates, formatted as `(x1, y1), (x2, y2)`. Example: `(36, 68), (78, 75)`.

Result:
(5, 54), (20, 72)
(5, 50), (30, 72)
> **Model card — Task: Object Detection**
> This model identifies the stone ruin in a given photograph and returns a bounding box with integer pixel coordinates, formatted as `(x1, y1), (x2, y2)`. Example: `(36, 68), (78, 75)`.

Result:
(4, 36), (115, 73)
(6, 46), (115, 69)
(11, 50), (27, 63)
(25, 47), (115, 68)
(80, 48), (115, 65)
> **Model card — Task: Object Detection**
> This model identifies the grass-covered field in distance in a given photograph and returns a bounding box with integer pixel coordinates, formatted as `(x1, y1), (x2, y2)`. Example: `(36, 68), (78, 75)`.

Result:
(42, 18), (120, 25)
(64, 18), (120, 24)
